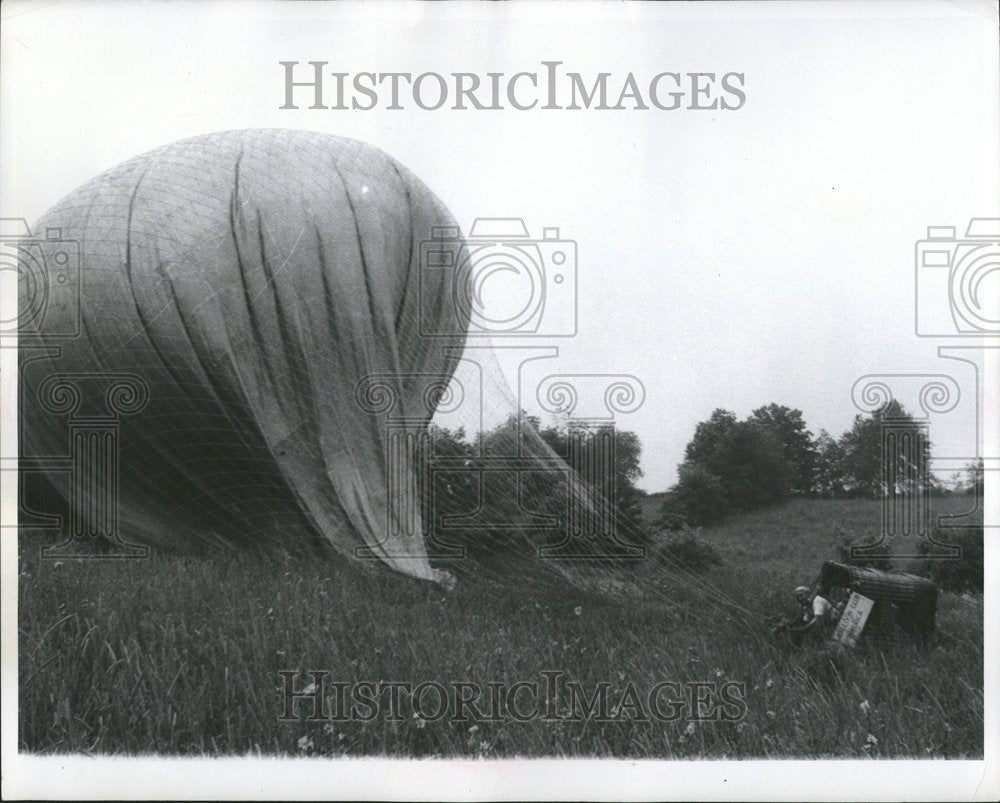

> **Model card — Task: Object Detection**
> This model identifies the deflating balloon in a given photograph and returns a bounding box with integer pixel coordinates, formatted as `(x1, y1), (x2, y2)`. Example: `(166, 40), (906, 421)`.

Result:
(20, 129), (466, 587)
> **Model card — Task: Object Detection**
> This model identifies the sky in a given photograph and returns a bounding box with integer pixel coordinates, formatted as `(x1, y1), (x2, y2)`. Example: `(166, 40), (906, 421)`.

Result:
(2, 0), (998, 492)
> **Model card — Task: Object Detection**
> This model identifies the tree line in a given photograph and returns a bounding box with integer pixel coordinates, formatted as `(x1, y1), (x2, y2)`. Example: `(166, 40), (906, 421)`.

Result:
(422, 400), (979, 546)
(656, 400), (973, 530)
(420, 413), (646, 557)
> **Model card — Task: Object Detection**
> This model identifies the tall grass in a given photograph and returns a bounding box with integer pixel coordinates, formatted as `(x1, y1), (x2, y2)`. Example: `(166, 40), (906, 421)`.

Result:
(19, 498), (982, 757)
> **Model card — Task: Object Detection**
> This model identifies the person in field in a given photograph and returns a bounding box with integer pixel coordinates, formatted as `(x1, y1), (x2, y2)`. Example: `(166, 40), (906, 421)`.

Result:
(797, 585), (830, 622)
(772, 585), (840, 645)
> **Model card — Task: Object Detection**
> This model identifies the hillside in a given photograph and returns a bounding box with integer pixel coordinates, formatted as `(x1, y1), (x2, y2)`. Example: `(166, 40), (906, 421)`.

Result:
(643, 494), (979, 573)
(19, 496), (983, 757)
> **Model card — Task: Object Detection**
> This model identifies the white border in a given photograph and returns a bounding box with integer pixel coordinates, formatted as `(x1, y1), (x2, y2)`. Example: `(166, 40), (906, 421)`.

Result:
(2, 757), (996, 802)
(2, 1), (998, 800)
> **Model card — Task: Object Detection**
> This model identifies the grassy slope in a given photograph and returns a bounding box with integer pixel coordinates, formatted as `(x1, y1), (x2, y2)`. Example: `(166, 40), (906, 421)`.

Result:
(18, 497), (983, 757)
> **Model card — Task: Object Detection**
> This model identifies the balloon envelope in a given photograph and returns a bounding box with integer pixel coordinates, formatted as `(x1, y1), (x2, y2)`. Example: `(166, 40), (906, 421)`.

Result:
(20, 129), (466, 585)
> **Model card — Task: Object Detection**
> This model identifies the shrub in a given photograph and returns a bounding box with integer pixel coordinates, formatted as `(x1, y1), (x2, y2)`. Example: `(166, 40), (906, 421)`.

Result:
(916, 525), (983, 593)
(835, 528), (893, 570)
(656, 504), (690, 532)
(653, 528), (723, 574)
(656, 462), (729, 530)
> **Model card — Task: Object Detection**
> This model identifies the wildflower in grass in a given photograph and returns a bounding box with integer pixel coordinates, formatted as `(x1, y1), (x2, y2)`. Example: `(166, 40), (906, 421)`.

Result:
(765, 678), (774, 689)
(574, 606), (582, 616)
(714, 668), (724, 677)
(685, 722), (696, 737)
(766, 710), (776, 719)
(859, 700), (871, 715)
(302, 680), (317, 695)
(323, 723), (336, 735)
(412, 713), (426, 730)
(297, 735), (313, 752)
(735, 722), (746, 734)
(863, 733), (878, 751)
(466, 724), (481, 749)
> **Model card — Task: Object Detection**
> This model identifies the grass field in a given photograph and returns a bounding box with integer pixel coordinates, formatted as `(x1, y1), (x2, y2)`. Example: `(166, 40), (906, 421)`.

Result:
(18, 497), (983, 757)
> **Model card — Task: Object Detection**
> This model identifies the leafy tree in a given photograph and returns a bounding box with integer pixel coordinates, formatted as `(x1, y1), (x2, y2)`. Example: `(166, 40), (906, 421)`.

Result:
(657, 461), (729, 529)
(425, 415), (648, 554)
(683, 408), (789, 510)
(539, 421), (646, 535)
(963, 458), (985, 497)
(812, 429), (846, 497)
(721, 420), (789, 508)
(684, 408), (739, 469)
(836, 400), (930, 498)
(749, 404), (818, 495)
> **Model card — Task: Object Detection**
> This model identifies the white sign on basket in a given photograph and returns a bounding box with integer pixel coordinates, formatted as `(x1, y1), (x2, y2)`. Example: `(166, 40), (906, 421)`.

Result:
(832, 592), (875, 647)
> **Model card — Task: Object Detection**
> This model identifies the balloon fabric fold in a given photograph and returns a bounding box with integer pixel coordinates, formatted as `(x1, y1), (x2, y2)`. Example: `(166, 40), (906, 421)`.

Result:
(21, 129), (466, 587)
